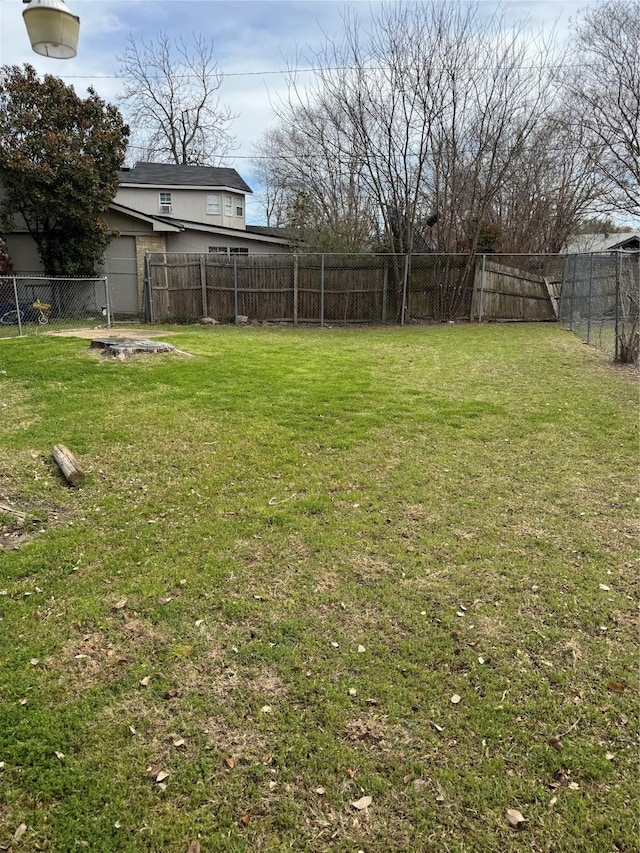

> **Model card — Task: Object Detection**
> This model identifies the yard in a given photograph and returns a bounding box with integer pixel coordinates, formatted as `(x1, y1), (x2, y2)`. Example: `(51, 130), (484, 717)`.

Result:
(0, 323), (637, 852)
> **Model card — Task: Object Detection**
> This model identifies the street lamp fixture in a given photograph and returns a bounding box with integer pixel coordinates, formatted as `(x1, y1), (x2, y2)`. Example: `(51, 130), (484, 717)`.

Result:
(22, 0), (80, 59)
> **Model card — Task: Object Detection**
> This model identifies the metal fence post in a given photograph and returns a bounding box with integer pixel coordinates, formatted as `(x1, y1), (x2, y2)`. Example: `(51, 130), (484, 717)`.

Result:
(233, 256), (239, 324)
(401, 254), (409, 326)
(569, 256), (576, 331)
(586, 252), (593, 344)
(103, 276), (112, 328)
(478, 254), (486, 322)
(320, 254), (325, 327)
(381, 259), (388, 323)
(614, 251), (621, 361)
(12, 276), (23, 337)
(293, 254), (299, 325)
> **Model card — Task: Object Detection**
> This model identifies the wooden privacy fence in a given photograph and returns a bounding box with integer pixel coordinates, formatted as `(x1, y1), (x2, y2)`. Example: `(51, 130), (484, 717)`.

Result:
(146, 252), (562, 324)
(472, 258), (563, 321)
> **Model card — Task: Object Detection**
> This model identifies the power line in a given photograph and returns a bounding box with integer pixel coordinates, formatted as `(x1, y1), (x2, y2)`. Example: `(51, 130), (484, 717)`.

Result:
(52, 61), (585, 81)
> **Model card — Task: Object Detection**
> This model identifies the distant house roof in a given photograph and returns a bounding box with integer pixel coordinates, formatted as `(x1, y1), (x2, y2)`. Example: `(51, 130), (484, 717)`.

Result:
(117, 162), (252, 194)
(563, 231), (639, 253)
(609, 233), (639, 250)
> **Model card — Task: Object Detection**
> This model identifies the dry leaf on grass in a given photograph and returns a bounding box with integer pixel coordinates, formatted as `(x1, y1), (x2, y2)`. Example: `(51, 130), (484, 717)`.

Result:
(450, 694), (461, 705)
(187, 842), (201, 853)
(548, 736), (563, 750)
(351, 795), (372, 810)
(54, 751), (65, 760)
(607, 680), (625, 694)
(506, 808), (526, 826)
(224, 756), (235, 769)
(14, 823), (27, 840)
(140, 676), (151, 687)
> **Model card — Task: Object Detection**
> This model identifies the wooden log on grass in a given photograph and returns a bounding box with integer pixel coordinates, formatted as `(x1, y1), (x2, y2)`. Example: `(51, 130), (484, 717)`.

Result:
(52, 444), (85, 487)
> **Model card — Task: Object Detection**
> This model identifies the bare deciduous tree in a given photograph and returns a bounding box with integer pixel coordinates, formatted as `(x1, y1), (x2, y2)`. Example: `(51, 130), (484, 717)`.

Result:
(252, 104), (377, 250)
(258, 2), (566, 314)
(117, 32), (236, 166)
(562, 0), (640, 218)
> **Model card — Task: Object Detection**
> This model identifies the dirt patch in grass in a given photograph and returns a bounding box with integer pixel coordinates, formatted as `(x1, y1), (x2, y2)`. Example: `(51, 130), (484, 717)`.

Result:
(0, 500), (67, 551)
(51, 327), (178, 339)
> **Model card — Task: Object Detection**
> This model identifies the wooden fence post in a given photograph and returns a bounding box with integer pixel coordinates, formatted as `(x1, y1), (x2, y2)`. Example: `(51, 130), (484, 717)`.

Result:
(233, 256), (239, 324)
(200, 257), (207, 318)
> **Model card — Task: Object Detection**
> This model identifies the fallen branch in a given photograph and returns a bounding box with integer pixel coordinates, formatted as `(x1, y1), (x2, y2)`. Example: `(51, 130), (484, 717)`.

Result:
(0, 503), (27, 520)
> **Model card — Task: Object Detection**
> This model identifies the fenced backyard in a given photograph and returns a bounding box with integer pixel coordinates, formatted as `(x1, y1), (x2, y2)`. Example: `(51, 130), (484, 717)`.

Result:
(0, 324), (637, 852)
(2, 252), (637, 364)
(144, 249), (638, 363)
(0, 275), (111, 339)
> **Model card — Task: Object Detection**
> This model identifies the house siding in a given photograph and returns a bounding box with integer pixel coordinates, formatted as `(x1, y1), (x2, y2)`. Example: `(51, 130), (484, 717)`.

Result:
(115, 187), (246, 230)
(166, 231), (289, 255)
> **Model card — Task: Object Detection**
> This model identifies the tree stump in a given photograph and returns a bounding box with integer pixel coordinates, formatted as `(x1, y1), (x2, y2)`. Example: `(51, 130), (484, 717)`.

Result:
(90, 337), (177, 358)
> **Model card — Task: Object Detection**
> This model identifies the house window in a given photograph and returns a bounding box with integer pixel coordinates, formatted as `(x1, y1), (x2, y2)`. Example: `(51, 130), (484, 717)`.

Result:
(229, 247), (249, 255)
(159, 192), (172, 213)
(208, 246), (228, 254)
(236, 202), (244, 217)
(207, 194), (220, 215)
(224, 196), (232, 215)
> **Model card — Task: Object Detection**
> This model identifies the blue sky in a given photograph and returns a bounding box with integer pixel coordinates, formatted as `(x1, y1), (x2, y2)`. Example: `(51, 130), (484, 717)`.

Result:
(1, 0), (600, 222)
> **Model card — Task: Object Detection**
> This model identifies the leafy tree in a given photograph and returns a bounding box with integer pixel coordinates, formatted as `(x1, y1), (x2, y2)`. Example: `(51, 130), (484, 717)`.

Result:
(0, 237), (13, 275)
(0, 64), (129, 277)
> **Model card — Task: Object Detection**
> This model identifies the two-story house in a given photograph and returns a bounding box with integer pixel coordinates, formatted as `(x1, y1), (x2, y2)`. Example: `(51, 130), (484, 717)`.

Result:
(105, 162), (293, 315)
(5, 161), (293, 317)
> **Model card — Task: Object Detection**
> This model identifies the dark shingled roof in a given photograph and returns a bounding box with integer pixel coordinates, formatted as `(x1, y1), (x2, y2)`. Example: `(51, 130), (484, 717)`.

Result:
(118, 162), (252, 194)
(246, 225), (298, 241)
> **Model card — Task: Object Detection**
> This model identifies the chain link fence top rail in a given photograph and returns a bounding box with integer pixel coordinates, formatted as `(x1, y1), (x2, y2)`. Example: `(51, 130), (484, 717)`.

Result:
(0, 275), (111, 339)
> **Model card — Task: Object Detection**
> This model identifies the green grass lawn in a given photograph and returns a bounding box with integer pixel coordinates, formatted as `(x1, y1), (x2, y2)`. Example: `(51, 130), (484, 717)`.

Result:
(0, 324), (637, 853)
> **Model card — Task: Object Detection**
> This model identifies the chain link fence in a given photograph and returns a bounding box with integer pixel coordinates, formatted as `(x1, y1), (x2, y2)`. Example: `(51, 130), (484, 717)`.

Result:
(0, 275), (111, 339)
(146, 252), (563, 326)
(558, 251), (639, 363)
